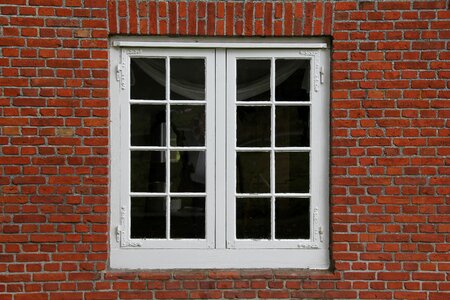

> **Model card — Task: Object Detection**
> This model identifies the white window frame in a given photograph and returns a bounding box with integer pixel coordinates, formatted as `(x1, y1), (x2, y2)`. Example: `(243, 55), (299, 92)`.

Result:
(110, 37), (330, 269)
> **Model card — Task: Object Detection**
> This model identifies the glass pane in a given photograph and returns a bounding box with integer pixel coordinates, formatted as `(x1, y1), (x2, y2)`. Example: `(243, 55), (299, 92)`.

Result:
(131, 58), (166, 100)
(171, 197), (205, 239)
(170, 105), (205, 146)
(131, 105), (166, 146)
(275, 59), (310, 101)
(275, 106), (309, 147)
(236, 198), (270, 239)
(275, 198), (309, 239)
(237, 60), (270, 101)
(236, 152), (270, 193)
(131, 197), (166, 238)
(170, 59), (205, 100)
(275, 152), (309, 193)
(131, 151), (166, 193)
(237, 106), (271, 147)
(171, 151), (205, 192)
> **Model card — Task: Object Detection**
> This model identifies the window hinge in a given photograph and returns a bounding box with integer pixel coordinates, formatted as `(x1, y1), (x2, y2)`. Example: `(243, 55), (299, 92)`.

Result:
(115, 64), (122, 81)
(227, 241), (235, 249)
(115, 225), (122, 243)
(319, 226), (324, 242)
(116, 64), (126, 90)
(320, 66), (324, 84)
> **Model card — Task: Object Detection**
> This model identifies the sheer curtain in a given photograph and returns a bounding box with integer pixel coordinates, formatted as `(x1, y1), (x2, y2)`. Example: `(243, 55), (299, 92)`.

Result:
(131, 58), (309, 100)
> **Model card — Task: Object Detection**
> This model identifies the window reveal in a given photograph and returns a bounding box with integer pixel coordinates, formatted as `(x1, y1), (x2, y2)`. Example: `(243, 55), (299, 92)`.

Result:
(110, 41), (329, 269)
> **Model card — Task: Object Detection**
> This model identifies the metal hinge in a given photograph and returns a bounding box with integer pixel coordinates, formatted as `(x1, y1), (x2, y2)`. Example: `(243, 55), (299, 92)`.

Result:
(116, 64), (126, 90)
(116, 64), (123, 82)
(319, 226), (324, 242)
(320, 66), (324, 84)
(115, 226), (122, 243)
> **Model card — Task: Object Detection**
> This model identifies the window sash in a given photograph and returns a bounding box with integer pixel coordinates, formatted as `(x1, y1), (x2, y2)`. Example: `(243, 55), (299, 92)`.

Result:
(121, 48), (216, 248)
(226, 49), (324, 249)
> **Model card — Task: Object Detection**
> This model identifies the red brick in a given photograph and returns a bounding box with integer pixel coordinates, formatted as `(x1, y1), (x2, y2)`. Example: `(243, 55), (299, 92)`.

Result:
(0, 1), (448, 298)
(15, 294), (47, 300)
(155, 291), (188, 299)
(360, 291), (392, 299)
(190, 291), (222, 299)
(119, 291), (153, 299)
(49, 293), (83, 300)
(258, 290), (289, 298)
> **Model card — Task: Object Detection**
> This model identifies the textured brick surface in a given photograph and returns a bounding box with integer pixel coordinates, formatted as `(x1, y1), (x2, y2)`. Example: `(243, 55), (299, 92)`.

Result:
(0, 0), (449, 299)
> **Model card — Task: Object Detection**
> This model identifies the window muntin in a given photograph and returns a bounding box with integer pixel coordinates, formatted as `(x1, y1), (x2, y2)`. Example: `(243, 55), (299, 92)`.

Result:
(110, 41), (329, 269)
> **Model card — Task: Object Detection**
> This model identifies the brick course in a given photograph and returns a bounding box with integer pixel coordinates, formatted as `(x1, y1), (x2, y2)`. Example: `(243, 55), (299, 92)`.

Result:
(0, 0), (449, 299)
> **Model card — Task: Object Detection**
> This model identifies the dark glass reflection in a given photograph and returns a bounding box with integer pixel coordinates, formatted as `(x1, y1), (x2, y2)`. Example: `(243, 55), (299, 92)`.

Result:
(275, 152), (309, 193)
(237, 106), (271, 147)
(131, 105), (166, 146)
(275, 198), (309, 239)
(275, 106), (309, 147)
(131, 151), (166, 193)
(171, 151), (205, 192)
(131, 58), (166, 100)
(275, 59), (310, 101)
(236, 152), (270, 193)
(171, 105), (205, 146)
(170, 197), (205, 239)
(236, 198), (270, 239)
(237, 60), (271, 101)
(170, 59), (205, 100)
(131, 197), (166, 238)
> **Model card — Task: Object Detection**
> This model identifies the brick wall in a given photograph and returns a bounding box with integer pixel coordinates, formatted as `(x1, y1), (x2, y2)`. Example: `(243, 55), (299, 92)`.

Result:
(0, 0), (449, 299)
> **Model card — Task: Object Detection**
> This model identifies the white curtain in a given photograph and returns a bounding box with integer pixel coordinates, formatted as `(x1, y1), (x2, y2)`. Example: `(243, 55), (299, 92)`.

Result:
(131, 58), (205, 99)
(131, 58), (309, 100)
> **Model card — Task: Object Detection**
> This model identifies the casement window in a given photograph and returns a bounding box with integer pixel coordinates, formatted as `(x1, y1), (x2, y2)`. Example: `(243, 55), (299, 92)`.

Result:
(110, 38), (330, 269)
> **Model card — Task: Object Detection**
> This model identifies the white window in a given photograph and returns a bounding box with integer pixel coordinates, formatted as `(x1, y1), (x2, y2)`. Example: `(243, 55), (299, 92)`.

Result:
(110, 38), (330, 269)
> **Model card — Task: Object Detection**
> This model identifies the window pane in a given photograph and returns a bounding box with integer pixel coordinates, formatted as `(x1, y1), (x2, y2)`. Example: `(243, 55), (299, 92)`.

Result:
(237, 106), (271, 147)
(131, 58), (166, 100)
(275, 152), (309, 193)
(236, 152), (270, 193)
(236, 198), (270, 239)
(275, 59), (310, 101)
(171, 151), (205, 192)
(170, 105), (205, 146)
(275, 106), (309, 147)
(131, 105), (166, 146)
(275, 198), (309, 239)
(171, 197), (205, 239)
(237, 60), (270, 101)
(170, 59), (205, 100)
(131, 197), (166, 238)
(131, 151), (166, 192)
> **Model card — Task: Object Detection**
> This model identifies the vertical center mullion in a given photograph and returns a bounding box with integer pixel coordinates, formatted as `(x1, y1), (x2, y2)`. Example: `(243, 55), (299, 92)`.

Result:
(270, 57), (276, 241)
(166, 57), (171, 240)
